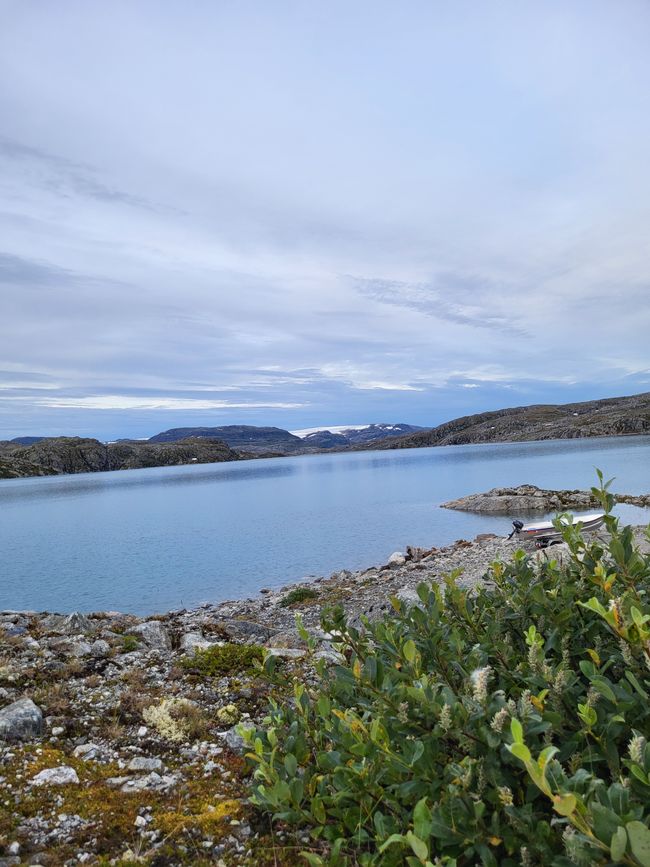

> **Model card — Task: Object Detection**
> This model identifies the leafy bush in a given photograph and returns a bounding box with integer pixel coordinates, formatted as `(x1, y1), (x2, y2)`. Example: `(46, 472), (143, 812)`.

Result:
(244, 474), (650, 866)
(182, 642), (264, 676)
(280, 587), (319, 607)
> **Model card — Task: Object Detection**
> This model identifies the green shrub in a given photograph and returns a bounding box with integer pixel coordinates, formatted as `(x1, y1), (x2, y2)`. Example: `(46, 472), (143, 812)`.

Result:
(280, 587), (319, 607)
(182, 642), (264, 676)
(121, 634), (139, 652)
(245, 473), (650, 866)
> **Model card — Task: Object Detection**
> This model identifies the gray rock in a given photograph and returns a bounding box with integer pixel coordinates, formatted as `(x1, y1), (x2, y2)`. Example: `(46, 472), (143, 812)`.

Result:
(40, 611), (94, 635)
(216, 619), (276, 643)
(265, 647), (306, 660)
(217, 721), (255, 755)
(180, 632), (214, 653)
(387, 551), (406, 567)
(0, 698), (44, 742)
(127, 756), (164, 773)
(90, 639), (110, 658)
(31, 765), (79, 786)
(68, 640), (93, 657)
(118, 771), (178, 792)
(129, 621), (171, 651)
(72, 743), (97, 760)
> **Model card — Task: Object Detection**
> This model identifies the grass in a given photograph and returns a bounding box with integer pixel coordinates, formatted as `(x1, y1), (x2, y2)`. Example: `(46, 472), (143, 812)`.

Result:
(279, 587), (319, 607)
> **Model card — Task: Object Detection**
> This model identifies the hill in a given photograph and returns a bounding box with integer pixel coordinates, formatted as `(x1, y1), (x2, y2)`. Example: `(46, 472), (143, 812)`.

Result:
(0, 436), (241, 479)
(363, 391), (650, 451)
(148, 425), (305, 455)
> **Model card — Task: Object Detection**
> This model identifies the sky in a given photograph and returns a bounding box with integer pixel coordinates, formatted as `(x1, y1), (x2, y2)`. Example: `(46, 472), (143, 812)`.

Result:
(1, 0), (649, 441)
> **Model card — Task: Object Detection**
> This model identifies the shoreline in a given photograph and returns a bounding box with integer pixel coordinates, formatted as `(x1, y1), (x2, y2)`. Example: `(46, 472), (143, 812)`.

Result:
(2, 524), (649, 863)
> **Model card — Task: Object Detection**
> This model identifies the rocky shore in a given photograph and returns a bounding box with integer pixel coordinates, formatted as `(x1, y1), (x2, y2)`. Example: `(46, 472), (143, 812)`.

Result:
(2, 526), (649, 865)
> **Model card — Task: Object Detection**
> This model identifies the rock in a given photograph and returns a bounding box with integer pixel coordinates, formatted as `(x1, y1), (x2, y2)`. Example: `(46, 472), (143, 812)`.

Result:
(90, 639), (110, 658)
(31, 766), (79, 786)
(118, 771), (178, 792)
(218, 722), (255, 755)
(51, 725), (65, 736)
(137, 725), (148, 738)
(387, 551), (406, 568)
(40, 612), (94, 635)
(68, 640), (93, 657)
(73, 743), (101, 761)
(180, 632), (214, 653)
(216, 619), (276, 643)
(265, 647), (306, 660)
(129, 621), (172, 651)
(0, 698), (44, 742)
(127, 756), (164, 773)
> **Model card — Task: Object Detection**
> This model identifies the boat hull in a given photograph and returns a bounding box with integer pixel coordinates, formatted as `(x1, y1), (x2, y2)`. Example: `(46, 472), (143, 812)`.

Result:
(514, 512), (605, 541)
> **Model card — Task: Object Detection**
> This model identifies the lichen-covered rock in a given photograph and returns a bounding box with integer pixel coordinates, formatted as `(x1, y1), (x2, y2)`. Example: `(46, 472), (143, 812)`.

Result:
(129, 620), (171, 651)
(127, 756), (164, 773)
(180, 631), (214, 653)
(216, 619), (276, 643)
(0, 697), (43, 742)
(31, 765), (79, 786)
(40, 611), (94, 635)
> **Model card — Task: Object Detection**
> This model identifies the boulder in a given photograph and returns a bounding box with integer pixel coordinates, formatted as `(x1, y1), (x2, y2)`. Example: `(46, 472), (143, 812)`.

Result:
(218, 721), (255, 755)
(31, 766), (79, 786)
(127, 756), (164, 773)
(0, 698), (43, 742)
(40, 612), (94, 635)
(216, 619), (276, 643)
(129, 621), (171, 651)
(179, 632), (214, 653)
(90, 639), (111, 658)
(387, 551), (406, 568)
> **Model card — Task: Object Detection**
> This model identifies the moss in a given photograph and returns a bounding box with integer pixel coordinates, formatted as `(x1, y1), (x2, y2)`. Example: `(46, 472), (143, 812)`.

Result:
(121, 634), (139, 652)
(181, 642), (264, 676)
(278, 586), (319, 607)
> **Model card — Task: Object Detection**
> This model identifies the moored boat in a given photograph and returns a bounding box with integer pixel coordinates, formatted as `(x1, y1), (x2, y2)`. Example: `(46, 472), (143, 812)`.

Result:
(509, 512), (605, 547)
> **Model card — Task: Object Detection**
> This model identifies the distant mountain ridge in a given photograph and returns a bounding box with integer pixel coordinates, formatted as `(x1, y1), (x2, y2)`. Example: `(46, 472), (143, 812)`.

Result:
(3, 393), (649, 480)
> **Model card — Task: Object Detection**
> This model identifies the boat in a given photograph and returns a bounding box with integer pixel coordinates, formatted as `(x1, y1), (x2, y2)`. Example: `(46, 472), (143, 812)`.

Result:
(508, 512), (605, 547)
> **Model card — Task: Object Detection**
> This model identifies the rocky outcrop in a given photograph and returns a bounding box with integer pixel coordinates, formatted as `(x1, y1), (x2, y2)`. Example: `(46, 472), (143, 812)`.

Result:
(0, 436), (242, 479)
(441, 484), (650, 513)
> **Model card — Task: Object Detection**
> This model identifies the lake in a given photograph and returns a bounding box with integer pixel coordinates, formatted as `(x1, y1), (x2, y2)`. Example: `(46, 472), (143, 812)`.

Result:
(1, 435), (650, 615)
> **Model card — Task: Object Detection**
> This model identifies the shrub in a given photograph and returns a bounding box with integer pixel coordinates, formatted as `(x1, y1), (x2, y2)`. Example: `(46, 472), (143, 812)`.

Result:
(182, 642), (264, 676)
(280, 587), (319, 608)
(121, 634), (139, 652)
(245, 473), (650, 866)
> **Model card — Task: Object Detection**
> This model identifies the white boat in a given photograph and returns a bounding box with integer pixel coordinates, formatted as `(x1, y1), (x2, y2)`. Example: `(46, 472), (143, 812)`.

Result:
(509, 512), (605, 546)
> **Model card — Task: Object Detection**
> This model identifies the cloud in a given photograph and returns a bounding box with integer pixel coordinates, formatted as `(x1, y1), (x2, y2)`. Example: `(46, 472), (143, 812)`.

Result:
(7, 396), (305, 411)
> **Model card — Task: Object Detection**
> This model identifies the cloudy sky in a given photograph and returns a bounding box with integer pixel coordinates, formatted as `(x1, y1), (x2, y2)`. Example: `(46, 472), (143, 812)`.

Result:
(1, 1), (649, 440)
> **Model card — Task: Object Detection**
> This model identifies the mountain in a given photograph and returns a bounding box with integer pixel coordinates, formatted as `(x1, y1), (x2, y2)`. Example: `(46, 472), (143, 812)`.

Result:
(361, 392), (650, 451)
(148, 425), (305, 455)
(0, 436), (241, 479)
(10, 436), (49, 445)
(297, 423), (424, 449)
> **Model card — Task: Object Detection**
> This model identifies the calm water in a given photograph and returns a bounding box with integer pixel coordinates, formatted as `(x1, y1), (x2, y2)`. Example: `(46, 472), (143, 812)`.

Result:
(1, 436), (649, 615)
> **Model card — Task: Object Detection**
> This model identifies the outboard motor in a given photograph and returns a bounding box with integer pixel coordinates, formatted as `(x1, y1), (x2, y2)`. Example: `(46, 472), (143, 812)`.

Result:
(508, 519), (524, 540)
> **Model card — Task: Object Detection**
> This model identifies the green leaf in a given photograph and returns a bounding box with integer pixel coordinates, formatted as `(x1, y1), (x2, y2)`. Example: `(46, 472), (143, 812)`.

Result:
(403, 640), (417, 664)
(590, 675), (617, 703)
(311, 796), (326, 824)
(611, 826), (627, 862)
(300, 853), (325, 866)
(284, 754), (297, 776)
(508, 742), (531, 763)
(627, 821), (650, 867)
(413, 797), (432, 843)
(510, 717), (524, 744)
(553, 793), (577, 816)
(379, 833), (407, 853)
(406, 831), (428, 862)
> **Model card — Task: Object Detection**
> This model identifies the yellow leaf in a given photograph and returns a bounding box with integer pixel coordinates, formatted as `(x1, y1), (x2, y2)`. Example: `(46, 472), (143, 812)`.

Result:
(587, 649), (601, 666)
(489, 836), (502, 846)
(531, 696), (544, 711)
(553, 793), (577, 816)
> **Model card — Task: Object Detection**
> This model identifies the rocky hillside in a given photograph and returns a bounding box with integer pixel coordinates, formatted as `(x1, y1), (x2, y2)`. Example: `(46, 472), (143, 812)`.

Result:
(0, 437), (241, 479)
(365, 391), (650, 451)
(147, 425), (305, 455)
